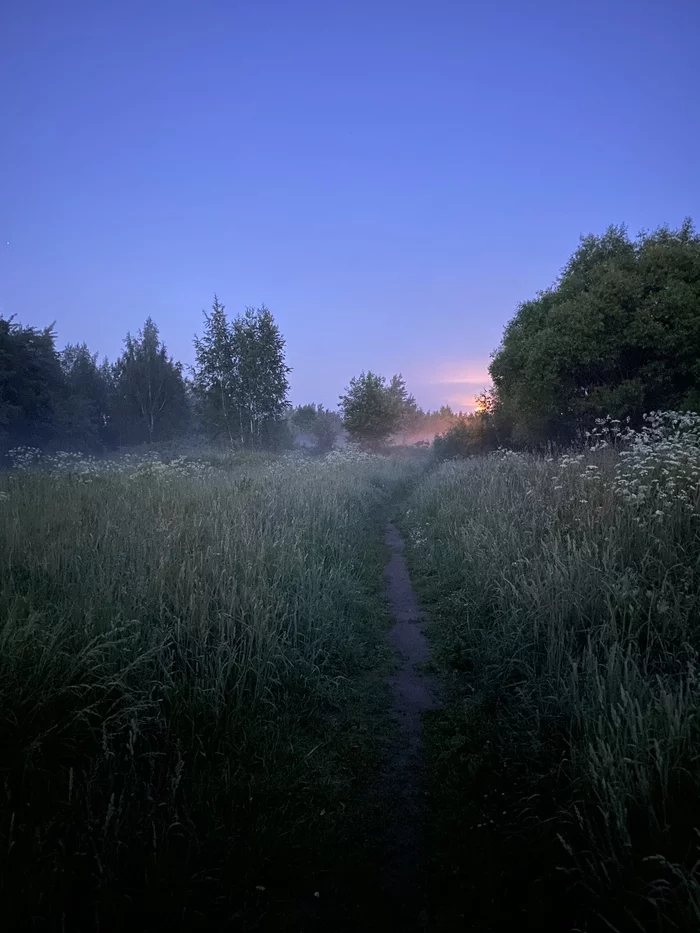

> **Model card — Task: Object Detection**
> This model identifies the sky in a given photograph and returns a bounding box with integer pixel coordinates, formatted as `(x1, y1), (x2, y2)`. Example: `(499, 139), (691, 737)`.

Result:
(2, 0), (699, 412)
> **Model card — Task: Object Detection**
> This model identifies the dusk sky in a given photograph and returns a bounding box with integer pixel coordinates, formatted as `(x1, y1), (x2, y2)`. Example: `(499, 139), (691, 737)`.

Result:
(2, 0), (699, 411)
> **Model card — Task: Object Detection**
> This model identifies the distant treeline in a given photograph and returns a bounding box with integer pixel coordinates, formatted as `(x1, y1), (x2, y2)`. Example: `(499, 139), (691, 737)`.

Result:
(0, 297), (469, 456)
(4, 219), (699, 456)
(0, 299), (294, 454)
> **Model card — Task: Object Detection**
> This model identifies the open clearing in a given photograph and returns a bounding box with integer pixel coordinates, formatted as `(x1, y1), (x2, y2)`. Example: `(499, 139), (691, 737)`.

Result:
(2, 424), (700, 931)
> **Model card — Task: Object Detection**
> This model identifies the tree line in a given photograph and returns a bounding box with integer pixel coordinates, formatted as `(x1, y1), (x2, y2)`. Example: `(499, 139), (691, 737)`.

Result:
(4, 218), (698, 457)
(0, 299), (292, 454)
(0, 295), (468, 456)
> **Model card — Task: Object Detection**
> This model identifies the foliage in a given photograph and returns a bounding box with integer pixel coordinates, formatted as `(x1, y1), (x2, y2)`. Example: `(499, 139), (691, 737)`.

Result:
(339, 371), (417, 449)
(112, 317), (190, 445)
(433, 412), (500, 459)
(403, 415), (700, 930)
(386, 373), (420, 438)
(191, 296), (236, 443)
(0, 301), (293, 457)
(0, 314), (195, 455)
(415, 405), (459, 438)
(0, 450), (424, 929)
(57, 344), (116, 450)
(193, 297), (291, 449)
(0, 316), (64, 450)
(291, 402), (342, 452)
(490, 220), (700, 446)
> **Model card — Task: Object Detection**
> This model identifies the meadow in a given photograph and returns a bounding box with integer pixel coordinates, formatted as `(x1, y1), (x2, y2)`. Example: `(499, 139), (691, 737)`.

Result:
(2, 413), (700, 931)
(403, 412), (700, 931)
(0, 446), (423, 930)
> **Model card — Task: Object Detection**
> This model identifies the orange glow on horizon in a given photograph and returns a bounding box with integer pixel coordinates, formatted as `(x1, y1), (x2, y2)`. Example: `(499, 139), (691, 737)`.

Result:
(405, 359), (492, 414)
(445, 393), (480, 413)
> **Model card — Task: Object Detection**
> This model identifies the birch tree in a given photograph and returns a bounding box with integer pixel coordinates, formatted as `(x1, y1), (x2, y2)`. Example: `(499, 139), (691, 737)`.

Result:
(113, 318), (188, 445)
(193, 298), (290, 448)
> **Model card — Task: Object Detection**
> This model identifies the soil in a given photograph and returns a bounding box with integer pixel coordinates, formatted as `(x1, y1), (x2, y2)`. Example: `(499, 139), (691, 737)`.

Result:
(378, 520), (440, 929)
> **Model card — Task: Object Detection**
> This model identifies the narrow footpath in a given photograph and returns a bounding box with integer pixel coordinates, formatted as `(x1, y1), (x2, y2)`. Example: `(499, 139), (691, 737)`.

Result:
(379, 520), (440, 929)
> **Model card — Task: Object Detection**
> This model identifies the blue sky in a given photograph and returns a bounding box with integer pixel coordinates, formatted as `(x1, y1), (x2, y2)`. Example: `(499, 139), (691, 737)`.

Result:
(2, 0), (699, 410)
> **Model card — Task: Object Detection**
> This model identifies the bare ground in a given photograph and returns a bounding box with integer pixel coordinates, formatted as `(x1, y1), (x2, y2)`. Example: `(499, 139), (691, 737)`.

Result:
(379, 520), (441, 929)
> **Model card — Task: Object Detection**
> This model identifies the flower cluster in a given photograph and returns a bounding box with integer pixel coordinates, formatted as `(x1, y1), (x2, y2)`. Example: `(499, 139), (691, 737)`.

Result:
(7, 447), (45, 470)
(558, 452), (586, 470)
(322, 443), (384, 466)
(584, 415), (633, 451)
(127, 456), (216, 482)
(488, 448), (528, 465)
(263, 443), (387, 477)
(613, 411), (700, 516)
(7, 447), (117, 481)
(6, 447), (218, 483)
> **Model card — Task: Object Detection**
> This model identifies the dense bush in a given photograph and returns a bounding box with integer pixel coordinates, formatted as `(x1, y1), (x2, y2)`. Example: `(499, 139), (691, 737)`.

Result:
(490, 221), (700, 446)
(433, 414), (499, 459)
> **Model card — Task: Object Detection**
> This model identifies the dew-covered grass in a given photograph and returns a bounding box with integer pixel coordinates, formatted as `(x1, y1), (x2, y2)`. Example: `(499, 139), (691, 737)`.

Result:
(403, 412), (700, 931)
(0, 445), (424, 930)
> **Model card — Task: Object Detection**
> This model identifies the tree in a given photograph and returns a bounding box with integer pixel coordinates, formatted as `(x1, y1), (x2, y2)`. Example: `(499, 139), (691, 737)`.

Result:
(0, 316), (64, 450)
(490, 220), (700, 446)
(193, 298), (291, 449)
(386, 374), (421, 442)
(291, 403), (342, 452)
(113, 318), (189, 445)
(192, 296), (237, 445)
(339, 371), (416, 449)
(232, 306), (291, 448)
(57, 343), (115, 451)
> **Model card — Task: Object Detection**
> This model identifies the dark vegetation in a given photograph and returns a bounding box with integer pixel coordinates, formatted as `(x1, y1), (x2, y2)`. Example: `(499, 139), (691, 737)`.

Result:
(402, 220), (700, 930)
(0, 453), (427, 931)
(2, 295), (461, 458)
(0, 299), (292, 456)
(2, 218), (700, 931)
(434, 220), (700, 458)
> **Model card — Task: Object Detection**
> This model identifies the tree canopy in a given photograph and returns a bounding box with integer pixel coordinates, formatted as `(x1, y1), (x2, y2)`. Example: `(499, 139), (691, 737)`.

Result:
(490, 220), (700, 445)
(4, 222), (699, 461)
(112, 318), (189, 446)
(339, 371), (417, 449)
(58, 343), (115, 450)
(291, 403), (341, 452)
(0, 317), (65, 449)
(193, 297), (290, 449)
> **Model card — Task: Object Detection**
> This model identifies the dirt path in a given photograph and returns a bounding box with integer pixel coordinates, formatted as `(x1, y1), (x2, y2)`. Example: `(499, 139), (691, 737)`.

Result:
(243, 521), (441, 932)
(380, 520), (440, 928)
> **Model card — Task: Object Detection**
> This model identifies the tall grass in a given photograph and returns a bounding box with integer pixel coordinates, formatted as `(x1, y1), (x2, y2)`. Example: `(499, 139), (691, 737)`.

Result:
(404, 417), (700, 931)
(0, 449), (422, 930)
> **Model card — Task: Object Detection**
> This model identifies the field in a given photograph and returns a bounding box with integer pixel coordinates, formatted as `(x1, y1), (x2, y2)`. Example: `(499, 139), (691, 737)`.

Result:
(2, 416), (700, 931)
(0, 447), (424, 930)
(402, 413), (700, 931)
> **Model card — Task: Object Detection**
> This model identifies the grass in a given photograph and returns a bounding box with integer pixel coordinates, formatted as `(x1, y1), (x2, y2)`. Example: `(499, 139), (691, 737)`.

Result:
(5, 419), (699, 931)
(0, 447), (425, 931)
(402, 416), (700, 931)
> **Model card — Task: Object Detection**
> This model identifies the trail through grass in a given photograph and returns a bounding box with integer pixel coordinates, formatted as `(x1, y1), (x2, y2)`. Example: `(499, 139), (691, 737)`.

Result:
(379, 520), (440, 930)
(0, 448), (425, 930)
(5, 417), (700, 931)
(402, 416), (700, 931)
